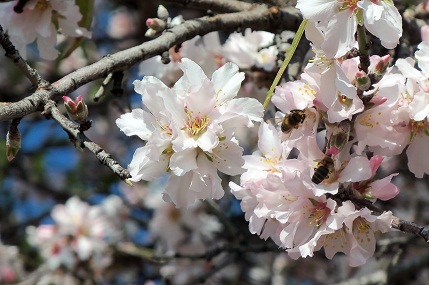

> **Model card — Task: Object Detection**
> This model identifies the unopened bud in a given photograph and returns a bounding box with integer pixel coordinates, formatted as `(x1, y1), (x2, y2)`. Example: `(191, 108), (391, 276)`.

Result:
(63, 95), (88, 124)
(146, 18), (166, 32)
(356, 70), (371, 91)
(157, 5), (169, 21)
(6, 122), (21, 161)
(145, 29), (158, 38)
(373, 54), (390, 75)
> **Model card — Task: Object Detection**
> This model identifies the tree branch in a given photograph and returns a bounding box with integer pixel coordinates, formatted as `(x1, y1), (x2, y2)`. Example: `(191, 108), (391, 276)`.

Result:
(0, 4), (301, 121)
(391, 217), (429, 243)
(160, 0), (254, 13)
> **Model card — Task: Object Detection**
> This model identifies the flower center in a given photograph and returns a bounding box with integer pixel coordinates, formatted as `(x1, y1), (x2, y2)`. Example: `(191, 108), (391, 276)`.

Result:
(212, 53), (224, 69)
(410, 119), (429, 142)
(339, 0), (360, 11)
(308, 201), (330, 227)
(184, 108), (210, 139)
(309, 49), (334, 72)
(338, 93), (353, 107)
(263, 157), (280, 172)
(353, 217), (372, 243)
(35, 0), (51, 11)
(298, 84), (317, 99)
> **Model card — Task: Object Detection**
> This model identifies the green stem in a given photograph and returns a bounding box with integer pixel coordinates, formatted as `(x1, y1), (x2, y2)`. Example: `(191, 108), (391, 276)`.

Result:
(263, 19), (308, 110)
(356, 24), (370, 74)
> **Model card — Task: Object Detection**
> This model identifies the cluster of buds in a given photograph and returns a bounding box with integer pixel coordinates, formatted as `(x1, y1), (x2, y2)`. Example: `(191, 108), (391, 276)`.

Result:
(145, 5), (169, 38)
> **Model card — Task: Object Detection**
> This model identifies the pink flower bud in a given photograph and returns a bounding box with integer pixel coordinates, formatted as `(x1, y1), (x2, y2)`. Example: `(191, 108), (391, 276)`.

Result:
(373, 54), (390, 75)
(369, 155), (384, 175)
(146, 18), (166, 32)
(6, 124), (21, 162)
(63, 95), (88, 124)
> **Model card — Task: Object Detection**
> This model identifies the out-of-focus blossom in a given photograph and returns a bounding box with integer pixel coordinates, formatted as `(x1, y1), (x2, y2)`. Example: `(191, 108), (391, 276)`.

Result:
(0, 0), (91, 59)
(139, 32), (225, 87)
(0, 242), (23, 283)
(26, 197), (120, 275)
(149, 202), (222, 253)
(107, 7), (137, 39)
(223, 28), (277, 71)
(181, 32), (225, 76)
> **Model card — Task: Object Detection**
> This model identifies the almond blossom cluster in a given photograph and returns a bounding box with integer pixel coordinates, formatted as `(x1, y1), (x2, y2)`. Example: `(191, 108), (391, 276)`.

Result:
(116, 58), (264, 207)
(113, 0), (429, 266)
(231, 0), (413, 266)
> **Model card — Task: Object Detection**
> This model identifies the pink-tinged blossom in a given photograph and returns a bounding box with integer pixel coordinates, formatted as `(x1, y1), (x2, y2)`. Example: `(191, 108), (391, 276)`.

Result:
(26, 197), (117, 273)
(354, 72), (409, 156)
(307, 59), (364, 123)
(240, 122), (292, 183)
(0, 242), (22, 283)
(0, 0), (91, 59)
(281, 195), (337, 249)
(149, 203), (222, 253)
(117, 58), (263, 207)
(50, 197), (113, 261)
(298, 137), (372, 197)
(272, 73), (320, 144)
(223, 28), (277, 71)
(138, 32), (225, 86)
(296, 0), (402, 58)
(351, 155), (400, 201)
(394, 58), (429, 177)
(289, 201), (393, 267)
(302, 33), (364, 123)
(181, 32), (226, 76)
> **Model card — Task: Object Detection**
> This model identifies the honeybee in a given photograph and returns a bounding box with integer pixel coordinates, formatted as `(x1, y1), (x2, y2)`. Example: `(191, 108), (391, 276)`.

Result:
(281, 109), (306, 134)
(311, 155), (334, 184)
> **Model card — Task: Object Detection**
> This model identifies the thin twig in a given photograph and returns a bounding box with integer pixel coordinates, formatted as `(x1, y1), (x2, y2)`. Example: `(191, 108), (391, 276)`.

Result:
(116, 241), (281, 263)
(183, 253), (237, 285)
(42, 100), (131, 182)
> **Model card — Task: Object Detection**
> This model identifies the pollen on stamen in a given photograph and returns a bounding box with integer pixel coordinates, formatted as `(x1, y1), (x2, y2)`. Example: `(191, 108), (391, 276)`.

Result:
(184, 109), (210, 139)
(353, 217), (372, 243)
(359, 113), (374, 128)
(308, 205), (330, 228)
(35, 0), (51, 11)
